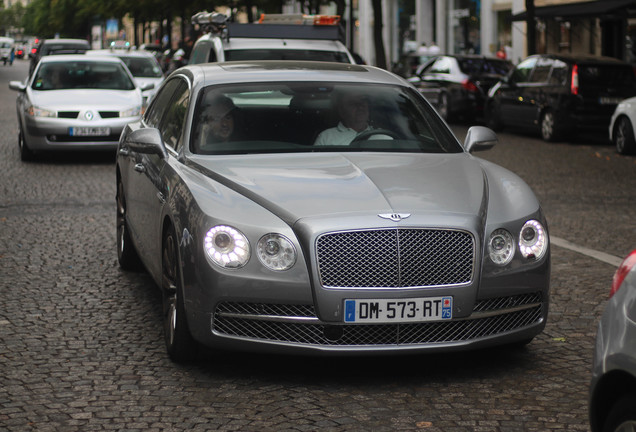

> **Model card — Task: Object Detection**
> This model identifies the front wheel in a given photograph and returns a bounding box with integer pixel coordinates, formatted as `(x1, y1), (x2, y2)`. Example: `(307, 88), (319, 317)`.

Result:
(438, 92), (451, 122)
(603, 393), (636, 432)
(116, 180), (142, 271)
(18, 129), (35, 162)
(485, 102), (503, 132)
(540, 110), (561, 142)
(162, 227), (198, 362)
(613, 116), (636, 155)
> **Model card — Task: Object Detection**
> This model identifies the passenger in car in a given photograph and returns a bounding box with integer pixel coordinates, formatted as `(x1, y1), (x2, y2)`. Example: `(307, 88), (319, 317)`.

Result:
(314, 91), (373, 146)
(200, 96), (238, 145)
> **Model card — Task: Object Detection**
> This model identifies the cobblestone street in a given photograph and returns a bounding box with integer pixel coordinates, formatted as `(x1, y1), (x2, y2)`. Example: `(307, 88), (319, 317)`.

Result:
(2, 59), (635, 431)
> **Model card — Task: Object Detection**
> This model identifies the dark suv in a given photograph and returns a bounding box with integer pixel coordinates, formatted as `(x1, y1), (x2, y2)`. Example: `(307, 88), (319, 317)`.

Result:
(29, 38), (90, 76)
(485, 54), (636, 141)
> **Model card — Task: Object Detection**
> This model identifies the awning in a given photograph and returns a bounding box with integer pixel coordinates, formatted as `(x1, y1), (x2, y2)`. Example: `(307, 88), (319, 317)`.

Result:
(511, 0), (636, 22)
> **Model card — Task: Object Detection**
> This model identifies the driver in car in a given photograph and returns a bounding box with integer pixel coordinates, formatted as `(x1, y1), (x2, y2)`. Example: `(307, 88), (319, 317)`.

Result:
(314, 91), (374, 146)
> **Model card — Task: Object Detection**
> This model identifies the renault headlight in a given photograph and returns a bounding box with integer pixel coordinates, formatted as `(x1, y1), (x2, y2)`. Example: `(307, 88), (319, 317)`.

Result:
(518, 220), (547, 260)
(204, 225), (250, 269)
(120, 106), (141, 118)
(257, 233), (296, 271)
(27, 105), (56, 117)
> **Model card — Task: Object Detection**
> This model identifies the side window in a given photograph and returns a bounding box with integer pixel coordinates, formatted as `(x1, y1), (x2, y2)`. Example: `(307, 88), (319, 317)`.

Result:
(511, 57), (537, 83)
(429, 57), (452, 74)
(158, 81), (189, 151)
(550, 60), (568, 85)
(208, 47), (217, 63)
(189, 40), (209, 65)
(144, 79), (181, 128)
(530, 58), (553, 83)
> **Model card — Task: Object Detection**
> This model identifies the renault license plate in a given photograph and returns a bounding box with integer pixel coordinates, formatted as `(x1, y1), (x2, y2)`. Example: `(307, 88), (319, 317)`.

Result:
(69, 127), (110, 137)
(344, 297), (453, 323)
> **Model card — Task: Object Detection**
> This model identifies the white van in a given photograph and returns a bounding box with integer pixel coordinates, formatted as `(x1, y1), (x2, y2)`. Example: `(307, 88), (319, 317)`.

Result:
(0, 37), (15, 65)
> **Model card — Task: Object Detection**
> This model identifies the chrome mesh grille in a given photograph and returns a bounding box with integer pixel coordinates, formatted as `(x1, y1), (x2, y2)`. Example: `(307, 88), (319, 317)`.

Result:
(213, 293), (544, 346)
(316, 229), (474, 288)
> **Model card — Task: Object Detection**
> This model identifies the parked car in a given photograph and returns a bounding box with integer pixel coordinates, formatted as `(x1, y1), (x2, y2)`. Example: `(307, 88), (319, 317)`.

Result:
(0, 36), (15, 65)
(28, 38), (90, 76)
(589, 249), (636, 432)
(87, 49), (164, 106)
(189, 12), (355, 65)
(9, 55), (150, 161)
(608, 97), (636, 155)
(116, 60), (551, 362)
(409, 54), (513, 122)
(486, 54), (636, 142)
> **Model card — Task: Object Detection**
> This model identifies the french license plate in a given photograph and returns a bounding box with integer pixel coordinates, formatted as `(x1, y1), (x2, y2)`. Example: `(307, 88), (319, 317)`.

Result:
(599, 97), (623, 105)
(344, 296), (452, 323)
(69, 127), (110, 137)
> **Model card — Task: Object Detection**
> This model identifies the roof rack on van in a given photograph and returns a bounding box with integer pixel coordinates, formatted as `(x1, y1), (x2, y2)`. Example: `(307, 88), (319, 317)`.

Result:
(191, 11), (344, 42)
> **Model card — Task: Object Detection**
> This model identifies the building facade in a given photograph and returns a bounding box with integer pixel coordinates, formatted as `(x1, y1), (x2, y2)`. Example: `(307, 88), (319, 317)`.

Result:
(354, 0), (636, 70)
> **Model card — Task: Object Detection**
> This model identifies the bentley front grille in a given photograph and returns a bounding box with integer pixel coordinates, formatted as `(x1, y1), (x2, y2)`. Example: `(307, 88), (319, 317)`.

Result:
(316, 228), (475, 288)
(212, 292), (544, 346)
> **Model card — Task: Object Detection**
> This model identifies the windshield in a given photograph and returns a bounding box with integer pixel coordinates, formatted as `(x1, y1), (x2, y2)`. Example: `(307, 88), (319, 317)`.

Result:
(224, 49), (351, 63)
(118, 56), (163, 78)
(190, 82), (462, 155)
(32, 61), (136, 91)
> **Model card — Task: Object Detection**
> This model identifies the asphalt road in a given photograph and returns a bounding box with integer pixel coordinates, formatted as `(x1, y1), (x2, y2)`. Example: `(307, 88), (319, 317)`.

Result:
(1, 58), (635, 431)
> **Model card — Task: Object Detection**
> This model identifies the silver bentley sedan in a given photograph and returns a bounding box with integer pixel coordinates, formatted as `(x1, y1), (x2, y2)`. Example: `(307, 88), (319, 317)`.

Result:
(116, 61), (551, 362)
(9, 54), (150, 161)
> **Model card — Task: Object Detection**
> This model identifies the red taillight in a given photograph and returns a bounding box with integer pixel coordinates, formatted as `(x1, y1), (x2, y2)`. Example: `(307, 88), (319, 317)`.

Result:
(610, 249), (636, 298)
(462, 79), (478, 92)
(571, 64), (579, 95)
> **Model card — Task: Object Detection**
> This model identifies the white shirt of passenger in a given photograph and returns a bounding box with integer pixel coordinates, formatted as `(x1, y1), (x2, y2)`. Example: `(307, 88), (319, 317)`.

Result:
(314, 122), (373, 146)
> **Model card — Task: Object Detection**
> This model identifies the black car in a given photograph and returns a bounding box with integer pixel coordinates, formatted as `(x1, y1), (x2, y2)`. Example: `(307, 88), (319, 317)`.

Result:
(28, 38), (90, 76)
(408, 55), (513, 122)
(485, 54), (636, 142)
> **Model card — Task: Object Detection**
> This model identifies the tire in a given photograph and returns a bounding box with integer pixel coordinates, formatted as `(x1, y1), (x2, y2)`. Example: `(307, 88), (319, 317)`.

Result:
(540, 110), (561, 142)
(162, 227), (198, 362)
(603, 393), (636, 432)
(438, 92), (451, 122)
(18, 129), (35, 162)
(116, 180), (143, 271)
(613, 116), (636, 155)
(485, 101), (504, 132)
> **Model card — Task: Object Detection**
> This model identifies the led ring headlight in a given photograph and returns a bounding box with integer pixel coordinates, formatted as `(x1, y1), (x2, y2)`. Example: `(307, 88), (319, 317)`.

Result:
(518, 220), (547, 260)
(204, 225), (250, 269)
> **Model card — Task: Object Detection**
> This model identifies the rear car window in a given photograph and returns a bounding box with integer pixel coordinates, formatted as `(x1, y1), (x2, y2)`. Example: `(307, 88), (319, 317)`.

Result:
(578, 65), (636, 88)
(224, 49), (350, 63)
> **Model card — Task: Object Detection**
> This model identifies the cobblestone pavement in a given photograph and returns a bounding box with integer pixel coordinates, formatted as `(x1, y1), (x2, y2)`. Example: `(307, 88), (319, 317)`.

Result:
(1, 60), (635, 431)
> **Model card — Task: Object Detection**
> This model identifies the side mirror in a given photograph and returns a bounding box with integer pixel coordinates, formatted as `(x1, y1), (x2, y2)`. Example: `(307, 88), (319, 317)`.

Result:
(140, 83), (155, 92)
(8, 81), (26, 92)
(124, 127), (168, 159)
(464, 126), (497, 153)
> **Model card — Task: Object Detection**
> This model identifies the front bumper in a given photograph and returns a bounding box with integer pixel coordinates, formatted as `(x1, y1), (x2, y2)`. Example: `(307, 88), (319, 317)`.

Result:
(22, 115), (137, 152)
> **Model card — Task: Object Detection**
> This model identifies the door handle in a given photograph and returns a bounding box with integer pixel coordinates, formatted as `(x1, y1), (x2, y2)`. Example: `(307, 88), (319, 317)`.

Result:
(118, 147), (129, 156)
(134, 163), (145, 173)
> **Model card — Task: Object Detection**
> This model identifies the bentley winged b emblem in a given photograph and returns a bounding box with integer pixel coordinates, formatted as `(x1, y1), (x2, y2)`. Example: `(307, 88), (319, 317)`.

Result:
(378, 213), (411, 222)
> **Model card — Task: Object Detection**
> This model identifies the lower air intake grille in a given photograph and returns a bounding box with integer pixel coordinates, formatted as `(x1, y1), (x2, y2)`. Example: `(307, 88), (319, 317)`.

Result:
(213, 293), (543, 346)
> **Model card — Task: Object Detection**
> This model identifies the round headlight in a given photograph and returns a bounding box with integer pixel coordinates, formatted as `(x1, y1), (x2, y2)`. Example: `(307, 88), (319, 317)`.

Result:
(488, 229), (514, 265)
(204, 225), (250, 269)
(257, 233), (297, 271)
(518, 220), (547, 260)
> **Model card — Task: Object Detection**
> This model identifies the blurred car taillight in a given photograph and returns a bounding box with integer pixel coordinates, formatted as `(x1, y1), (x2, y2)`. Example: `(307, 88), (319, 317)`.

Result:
(571, 64), (579, 95)
(610, 249), (636, 298)
(462, 79), (478, 92)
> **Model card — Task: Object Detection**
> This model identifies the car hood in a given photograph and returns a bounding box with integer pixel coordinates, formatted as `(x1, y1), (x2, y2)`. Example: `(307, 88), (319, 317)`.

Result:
(190, 152), (494, 225)
(29, 89), (141, 108)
